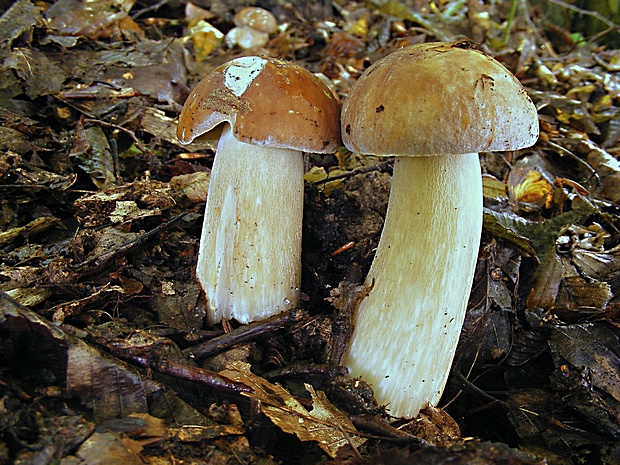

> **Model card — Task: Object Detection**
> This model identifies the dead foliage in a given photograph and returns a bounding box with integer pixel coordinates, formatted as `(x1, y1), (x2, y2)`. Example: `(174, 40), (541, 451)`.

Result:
(0, 0), (619, 463)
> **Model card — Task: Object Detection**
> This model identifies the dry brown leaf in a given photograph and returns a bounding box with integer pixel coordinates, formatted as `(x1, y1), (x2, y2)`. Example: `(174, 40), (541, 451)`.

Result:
(128, 413), (167, 438)
(45, 0), (137, 40)
(68, 431), (144, 465)
(550, 324), (620, 404)
(586, 145), (620, 203)
(169, 424), (245, 442)
(526, 249), (563, 310)
(73, 179), (174, 227)
(170, 171), (210, 202)
(220, 361), (365, 458)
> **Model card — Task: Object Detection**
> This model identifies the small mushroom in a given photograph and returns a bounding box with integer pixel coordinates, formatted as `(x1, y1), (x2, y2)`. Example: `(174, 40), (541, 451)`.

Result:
(177, 56), (340, 325)
(225, 7), (277, 50)
(340, 41), (539, 418)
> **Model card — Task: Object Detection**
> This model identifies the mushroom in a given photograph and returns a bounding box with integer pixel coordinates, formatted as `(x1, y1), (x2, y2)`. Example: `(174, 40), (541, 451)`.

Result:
(177, 56), (339, 325)
(225, 7), (277, 50)
(340, 41), (539, 418)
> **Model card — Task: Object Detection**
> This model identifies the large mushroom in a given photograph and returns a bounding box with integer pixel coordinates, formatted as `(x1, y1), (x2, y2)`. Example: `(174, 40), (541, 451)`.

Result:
(177, 56), (339, 325)
(340, 41), (539, 418)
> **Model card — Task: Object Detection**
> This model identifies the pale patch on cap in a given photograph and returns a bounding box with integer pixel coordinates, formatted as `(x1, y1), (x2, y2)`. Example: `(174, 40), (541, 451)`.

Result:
(224, 56), (267, 97)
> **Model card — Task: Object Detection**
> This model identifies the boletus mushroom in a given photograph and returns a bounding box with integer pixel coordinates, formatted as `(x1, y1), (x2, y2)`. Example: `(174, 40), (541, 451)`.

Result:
(177, 56), (339, 324)
(340, 41), (539, 418)
(225, 7), (278, 50)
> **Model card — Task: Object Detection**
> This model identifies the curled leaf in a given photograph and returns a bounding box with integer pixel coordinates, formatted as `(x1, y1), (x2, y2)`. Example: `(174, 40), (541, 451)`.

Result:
(221, 361), (365, 458)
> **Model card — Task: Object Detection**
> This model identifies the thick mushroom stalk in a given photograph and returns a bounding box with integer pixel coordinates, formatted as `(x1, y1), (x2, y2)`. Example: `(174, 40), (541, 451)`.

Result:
(342, 153), (482, 418)
(198, 125), (303, 324)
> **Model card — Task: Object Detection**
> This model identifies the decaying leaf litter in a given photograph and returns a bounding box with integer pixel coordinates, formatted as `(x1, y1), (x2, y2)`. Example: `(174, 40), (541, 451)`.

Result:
(0, 0), (619, 463)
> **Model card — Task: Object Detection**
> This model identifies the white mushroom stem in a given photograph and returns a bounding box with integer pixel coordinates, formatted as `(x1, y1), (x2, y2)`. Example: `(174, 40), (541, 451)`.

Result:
(343, 153), (483, 418)
(197, 125), (303, 325)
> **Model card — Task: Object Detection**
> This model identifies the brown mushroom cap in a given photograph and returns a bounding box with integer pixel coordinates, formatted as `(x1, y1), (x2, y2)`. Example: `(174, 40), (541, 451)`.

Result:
(233, 7), (277, 33)
(177, 56), (340, 152)
(341, 41), (539, 156)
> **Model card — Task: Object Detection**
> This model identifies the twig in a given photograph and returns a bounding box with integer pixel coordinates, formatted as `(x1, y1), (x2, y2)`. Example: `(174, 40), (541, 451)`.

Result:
(309, 160), (392, 186)
(587, 25), (620, 46)
(451, 371), (504, 403)
(544, 140), (601, 188)
(183, 309), (307, 359)
(73, 213), (191, 277)
(156, 358), (253, 394)
(328, 279), (373, 366)
(82, 118), (150, 155)
(546, 0), (618, 30)
(350, 414), (432, 445)
(131, 0), (171, 20)
(262, 362), (348, 381)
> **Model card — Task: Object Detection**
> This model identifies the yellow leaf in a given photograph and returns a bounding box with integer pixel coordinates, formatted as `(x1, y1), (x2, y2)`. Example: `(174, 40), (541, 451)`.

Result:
(346, 17), (368, 37)
(304, 166), (345, 195)
(185, 20), (224, 61)
(509, 169), (552, 210)
(482, 174), (507, 199)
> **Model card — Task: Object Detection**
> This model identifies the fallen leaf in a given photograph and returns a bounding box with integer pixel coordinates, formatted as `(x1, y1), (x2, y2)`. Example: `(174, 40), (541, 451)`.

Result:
(304, 166), (346, 196)
(170, 171), (210, 202)
(482, 173), (508, 200)
(527, 248), (564, 311)
(45, 0), (137, 40)
(550, 324), (620, 403)
(0, 0), (43, 45)
(509, 169), (553, 210)
(220, 361), (365, 458)
(69, 125), (116, 189)
(482, 209), (537, 258)
(73, 179), (174, 227)
(556, 275), (612, 314)
(70, 431), (144, 465)
(586, 144), (620, 203)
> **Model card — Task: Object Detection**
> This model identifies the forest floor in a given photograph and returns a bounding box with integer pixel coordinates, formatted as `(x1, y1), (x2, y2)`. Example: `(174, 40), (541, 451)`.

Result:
(1, 0), (620, 464)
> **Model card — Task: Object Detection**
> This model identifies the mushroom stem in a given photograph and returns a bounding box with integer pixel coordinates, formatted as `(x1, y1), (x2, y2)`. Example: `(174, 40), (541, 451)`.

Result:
(343, 153), (483, 418)
(197, 125), (303, 325)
